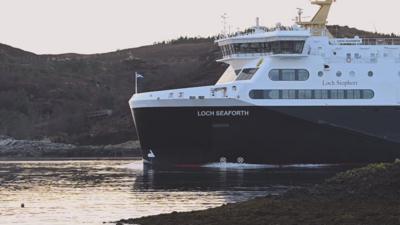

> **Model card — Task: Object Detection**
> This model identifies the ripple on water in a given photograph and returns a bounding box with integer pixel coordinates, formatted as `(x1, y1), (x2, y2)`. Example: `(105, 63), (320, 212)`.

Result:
(117, 160), (144, 170)
(0, 160), (349, 225)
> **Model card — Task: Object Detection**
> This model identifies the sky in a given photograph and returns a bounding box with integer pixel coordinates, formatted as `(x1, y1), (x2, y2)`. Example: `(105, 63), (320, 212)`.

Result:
(0, 0), (399, 54)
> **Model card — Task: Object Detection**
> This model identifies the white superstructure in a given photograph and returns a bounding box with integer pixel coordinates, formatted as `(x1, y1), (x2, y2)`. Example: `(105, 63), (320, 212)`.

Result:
(131, 1), (400, 109)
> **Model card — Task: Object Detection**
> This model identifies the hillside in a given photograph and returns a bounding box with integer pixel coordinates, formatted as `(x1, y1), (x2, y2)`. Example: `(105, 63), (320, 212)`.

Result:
(0, 26), (395, 146)
(0, 38), (225, 145)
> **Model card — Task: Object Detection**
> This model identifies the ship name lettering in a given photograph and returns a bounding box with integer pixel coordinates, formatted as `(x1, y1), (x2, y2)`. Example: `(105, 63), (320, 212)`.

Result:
(197, 111), (215, 117)
(323, 80), (358, 87)
(197, 110), (250, 117)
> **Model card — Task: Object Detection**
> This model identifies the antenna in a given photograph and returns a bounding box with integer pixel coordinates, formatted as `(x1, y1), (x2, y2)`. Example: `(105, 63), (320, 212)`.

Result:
(256, 17), (260, 27)
(373, 24), (378, 33)
(221, 13), (228, 37)
(296, 8), (304, 23)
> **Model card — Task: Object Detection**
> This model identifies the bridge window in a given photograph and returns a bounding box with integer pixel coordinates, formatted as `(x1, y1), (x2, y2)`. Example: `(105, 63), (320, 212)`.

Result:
(249, 89), (375, 100)
(234, 69), (242, 75)
(236, 68), (258, 81)
(277, 41), (305, 54)
(268, 69), (309, 81)
(222, 40), (305, 56)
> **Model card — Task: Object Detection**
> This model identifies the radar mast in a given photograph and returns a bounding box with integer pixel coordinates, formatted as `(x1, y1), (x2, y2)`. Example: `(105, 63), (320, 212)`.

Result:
(298, 0), (335, 36)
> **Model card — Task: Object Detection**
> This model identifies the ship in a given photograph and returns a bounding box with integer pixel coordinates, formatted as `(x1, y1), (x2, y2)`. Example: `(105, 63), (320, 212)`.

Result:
(129, 0), (400, 167)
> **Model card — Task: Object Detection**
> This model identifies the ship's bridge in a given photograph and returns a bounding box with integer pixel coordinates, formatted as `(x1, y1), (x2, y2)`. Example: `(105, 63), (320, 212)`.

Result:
(216, 29), (310, 61)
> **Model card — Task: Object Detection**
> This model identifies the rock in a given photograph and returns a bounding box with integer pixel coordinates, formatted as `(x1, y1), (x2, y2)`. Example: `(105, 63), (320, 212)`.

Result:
(0, 136), (141, 158)
(103, 141), (141, 151)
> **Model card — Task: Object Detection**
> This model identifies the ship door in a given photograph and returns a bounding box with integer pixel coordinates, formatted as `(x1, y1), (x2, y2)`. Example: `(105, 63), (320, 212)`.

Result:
(397, 89), (400, 104)
(396, 78), (400, 104)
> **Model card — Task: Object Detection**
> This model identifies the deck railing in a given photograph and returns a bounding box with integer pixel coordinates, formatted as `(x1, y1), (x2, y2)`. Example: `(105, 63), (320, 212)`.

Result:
(331, 38), (400, 46)
(362, 38), (400, 46)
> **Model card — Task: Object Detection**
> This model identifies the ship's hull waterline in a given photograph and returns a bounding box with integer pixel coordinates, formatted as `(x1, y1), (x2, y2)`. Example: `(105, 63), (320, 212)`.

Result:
(132, 106), (400, 167)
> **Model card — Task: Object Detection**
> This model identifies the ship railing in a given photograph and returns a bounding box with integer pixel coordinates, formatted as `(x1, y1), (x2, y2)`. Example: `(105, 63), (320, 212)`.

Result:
(222, 52), (272, 59)
(362, 38), (400, 46)
(326, 56), (400, 64)
(221, 52), (306, 59)
(159, 86), (240, 101)
(326, 57), (378, 64)
(330, 38), (400, 46)
(216, 26), (298, 40)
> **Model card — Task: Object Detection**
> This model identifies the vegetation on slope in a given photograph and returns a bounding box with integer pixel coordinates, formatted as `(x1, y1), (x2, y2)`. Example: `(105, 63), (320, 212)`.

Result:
(0, 26), (395, 145)
(0, 39), (224, 145)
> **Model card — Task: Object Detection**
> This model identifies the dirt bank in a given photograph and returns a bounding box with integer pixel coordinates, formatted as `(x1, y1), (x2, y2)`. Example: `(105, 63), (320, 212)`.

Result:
(117, 161), (400, 225)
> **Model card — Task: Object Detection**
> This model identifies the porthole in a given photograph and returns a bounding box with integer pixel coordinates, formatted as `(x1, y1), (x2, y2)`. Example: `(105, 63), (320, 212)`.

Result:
(318, 71), (324, 77)
(350, 71), (356, 77)
(368, 71), (374, 77)
(336, 71), (342, 77)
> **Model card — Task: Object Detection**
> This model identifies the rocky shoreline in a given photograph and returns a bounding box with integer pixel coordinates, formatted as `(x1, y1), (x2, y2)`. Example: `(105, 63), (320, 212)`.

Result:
(0, 135), (141, 158)
(117, 161), (400, 225)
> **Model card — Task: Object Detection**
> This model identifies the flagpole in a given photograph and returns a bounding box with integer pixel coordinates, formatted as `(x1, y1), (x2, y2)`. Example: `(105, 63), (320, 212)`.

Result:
(135, 72), (138, 94)
(135, 72), (144, 94)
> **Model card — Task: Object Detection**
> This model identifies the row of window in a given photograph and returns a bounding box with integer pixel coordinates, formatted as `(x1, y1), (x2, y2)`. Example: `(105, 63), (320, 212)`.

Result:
(233, 67), (376, 82)
(269, 69), (310, 81)
(249, 89), (375, 100)
(221, 41), (305, 57)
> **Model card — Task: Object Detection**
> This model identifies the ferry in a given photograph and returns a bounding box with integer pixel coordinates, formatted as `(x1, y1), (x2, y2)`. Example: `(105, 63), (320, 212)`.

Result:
(129, 0), (400, 166)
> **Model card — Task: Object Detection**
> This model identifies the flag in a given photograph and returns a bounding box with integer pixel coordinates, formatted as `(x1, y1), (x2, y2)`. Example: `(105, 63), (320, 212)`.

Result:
(136, 73), (144, 79)
(257, 58), (264, 68)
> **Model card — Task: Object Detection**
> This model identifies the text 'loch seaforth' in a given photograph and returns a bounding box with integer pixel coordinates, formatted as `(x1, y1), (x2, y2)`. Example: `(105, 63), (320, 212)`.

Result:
(196, 110), (250, 117)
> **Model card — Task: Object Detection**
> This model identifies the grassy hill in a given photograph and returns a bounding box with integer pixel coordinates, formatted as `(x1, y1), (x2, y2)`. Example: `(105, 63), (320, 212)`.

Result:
(0, 38), (225, 145)
(0, 26), (395, 145)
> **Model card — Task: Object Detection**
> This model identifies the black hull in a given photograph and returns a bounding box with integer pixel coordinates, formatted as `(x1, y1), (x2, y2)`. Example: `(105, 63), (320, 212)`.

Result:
(132, 106), (400, 166)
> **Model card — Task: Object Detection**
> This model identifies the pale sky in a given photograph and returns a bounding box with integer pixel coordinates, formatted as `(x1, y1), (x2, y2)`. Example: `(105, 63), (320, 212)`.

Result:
(0, 0), (399, 54)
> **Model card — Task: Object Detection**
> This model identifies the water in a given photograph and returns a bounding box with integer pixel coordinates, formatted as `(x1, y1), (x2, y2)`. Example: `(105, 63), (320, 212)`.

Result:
(0, 160), (353, 225)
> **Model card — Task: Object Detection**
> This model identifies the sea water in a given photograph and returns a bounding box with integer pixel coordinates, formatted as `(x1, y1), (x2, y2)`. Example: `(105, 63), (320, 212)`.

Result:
(0, 160), (350, 225)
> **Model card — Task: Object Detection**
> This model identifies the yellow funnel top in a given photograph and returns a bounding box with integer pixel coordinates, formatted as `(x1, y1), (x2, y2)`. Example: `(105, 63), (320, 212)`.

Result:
(298, 0), (335, 34)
